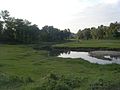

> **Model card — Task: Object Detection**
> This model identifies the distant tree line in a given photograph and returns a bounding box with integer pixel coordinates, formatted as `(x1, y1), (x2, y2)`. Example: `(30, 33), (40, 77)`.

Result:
(77, 22), (120, 40)
(1, 10), (120, 43)
(0, 10), (71, 43)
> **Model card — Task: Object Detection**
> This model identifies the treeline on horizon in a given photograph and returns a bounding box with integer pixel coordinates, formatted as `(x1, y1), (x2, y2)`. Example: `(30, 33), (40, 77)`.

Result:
(0, 10), (120, 44)
(77, 22), (120, 40)
(0, 10), (71, 44)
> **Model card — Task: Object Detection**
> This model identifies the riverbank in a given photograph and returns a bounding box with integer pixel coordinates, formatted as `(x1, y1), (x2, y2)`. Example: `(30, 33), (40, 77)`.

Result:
(89, 51), (120, 61)
(0, 44), (120, 90)
(89, 51), (120, 57)
(53, 40), (120, 51)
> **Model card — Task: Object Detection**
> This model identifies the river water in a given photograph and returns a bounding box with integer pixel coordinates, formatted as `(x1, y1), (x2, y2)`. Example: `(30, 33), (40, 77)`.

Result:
(49, 50), (120, 64)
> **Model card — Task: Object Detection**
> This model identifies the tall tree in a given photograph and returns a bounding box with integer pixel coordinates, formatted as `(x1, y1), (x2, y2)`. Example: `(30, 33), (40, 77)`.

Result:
(90, 27), (97, 39)
(77, 29), (83, 39)
(0, 20), (3, 40)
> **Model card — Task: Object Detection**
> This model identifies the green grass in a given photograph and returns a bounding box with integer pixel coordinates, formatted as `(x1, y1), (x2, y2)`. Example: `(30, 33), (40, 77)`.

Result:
(0, 44), (120, 90)
(53, 40), (120, 49)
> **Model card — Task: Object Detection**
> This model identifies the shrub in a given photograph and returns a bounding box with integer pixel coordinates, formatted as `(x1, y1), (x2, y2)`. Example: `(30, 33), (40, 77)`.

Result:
(32, 73), (82, 90)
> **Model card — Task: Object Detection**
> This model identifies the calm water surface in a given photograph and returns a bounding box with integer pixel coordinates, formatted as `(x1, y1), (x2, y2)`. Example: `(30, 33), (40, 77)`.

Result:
(49, 50), (120, 64)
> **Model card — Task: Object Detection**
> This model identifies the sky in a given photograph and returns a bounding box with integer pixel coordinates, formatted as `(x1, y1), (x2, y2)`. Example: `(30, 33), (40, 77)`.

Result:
(0, 0), (120, 33)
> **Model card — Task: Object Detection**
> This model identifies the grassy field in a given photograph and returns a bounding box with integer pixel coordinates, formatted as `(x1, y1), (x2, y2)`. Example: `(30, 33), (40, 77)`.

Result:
(53, 40), (120, 49)
(0, 44), (120, 90)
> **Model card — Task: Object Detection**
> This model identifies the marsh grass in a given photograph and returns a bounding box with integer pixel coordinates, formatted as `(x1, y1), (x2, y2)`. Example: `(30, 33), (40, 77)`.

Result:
(0, 44), (120, 90)
(0, 73), (33, 90)
(53, 40), (120, 50)
(31, 73), (83, 90)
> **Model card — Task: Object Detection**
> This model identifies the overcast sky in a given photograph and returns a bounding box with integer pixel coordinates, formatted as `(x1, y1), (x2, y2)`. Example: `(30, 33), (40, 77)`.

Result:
(0, 0), (120, 33)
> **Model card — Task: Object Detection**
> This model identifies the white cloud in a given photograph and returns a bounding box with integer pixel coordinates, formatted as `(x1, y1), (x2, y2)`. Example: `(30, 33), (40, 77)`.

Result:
(0, 0), (120, 33)
(69, 0), (120, 32)
(101, 0), (119, 4)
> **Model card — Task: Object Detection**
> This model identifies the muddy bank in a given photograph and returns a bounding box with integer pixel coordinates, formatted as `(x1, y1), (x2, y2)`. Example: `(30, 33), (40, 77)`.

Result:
(89, 51), (120, 60)
(89, 51), (120, 56)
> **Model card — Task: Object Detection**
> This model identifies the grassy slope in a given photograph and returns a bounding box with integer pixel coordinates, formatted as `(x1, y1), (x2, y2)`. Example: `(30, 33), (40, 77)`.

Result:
(0, 44), (120, 90)
(53, 40), (120, 49)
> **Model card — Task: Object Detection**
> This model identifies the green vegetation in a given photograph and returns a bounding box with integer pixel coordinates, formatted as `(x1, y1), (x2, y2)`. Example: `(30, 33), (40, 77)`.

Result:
(77, 23), (120, 40)
(53, 40), (120, 49)
(0, 44), (120, 90)
(0, 10), (120, 90)
(1, 10), (120, 44)
(0, 10), (71, 44)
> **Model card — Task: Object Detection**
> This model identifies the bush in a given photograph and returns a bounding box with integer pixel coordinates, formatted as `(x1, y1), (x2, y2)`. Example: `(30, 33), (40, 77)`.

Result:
(90, 79), (120, 90)
(0, 73), (34, 89)
(32, 73), (82, 90)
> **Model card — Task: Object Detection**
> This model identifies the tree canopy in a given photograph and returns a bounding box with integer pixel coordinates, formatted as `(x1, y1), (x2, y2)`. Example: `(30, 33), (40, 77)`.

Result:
(77, 22), (120, 40)
(0, 10), (71, 43)
(0, 10), (120, 44)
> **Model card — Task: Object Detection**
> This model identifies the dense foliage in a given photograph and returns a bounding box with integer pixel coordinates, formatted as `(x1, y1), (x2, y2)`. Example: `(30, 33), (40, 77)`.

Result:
(0, 10), (71, 43)
(77, 23), (120, 40)
(0, 10), (120, 43)
(0, 44), (120, 90)
(33, 73), (81, 90)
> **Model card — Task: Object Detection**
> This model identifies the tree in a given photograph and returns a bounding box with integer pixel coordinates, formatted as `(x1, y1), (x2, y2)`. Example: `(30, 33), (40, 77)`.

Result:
(0, 10), (10, 21)
(90, 27), (97, 39)
(77, 29), (83, 39)
(97, 25), (105, 39)
(82, 28), (91, 40)
(0, 10), (14, 41)
(77, 22), (120, 40)
(63, 29), (71, 40)
(0, 20), (3, 40)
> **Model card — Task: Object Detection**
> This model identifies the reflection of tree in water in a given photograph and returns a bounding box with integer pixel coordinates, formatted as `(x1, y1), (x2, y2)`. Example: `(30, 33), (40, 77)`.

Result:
(48, 49), (71, 56)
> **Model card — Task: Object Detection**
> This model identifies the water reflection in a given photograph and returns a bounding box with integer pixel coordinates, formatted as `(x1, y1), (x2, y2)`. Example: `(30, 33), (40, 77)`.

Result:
(49, 50), (120, 64)
(48, 49), (71, 56)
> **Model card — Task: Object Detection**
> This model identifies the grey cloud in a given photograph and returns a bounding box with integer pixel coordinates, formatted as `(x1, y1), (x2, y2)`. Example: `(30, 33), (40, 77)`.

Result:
(72, 2), (120, 25)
